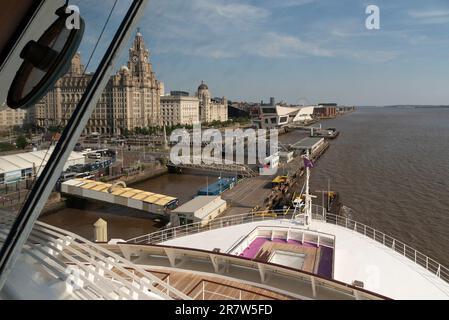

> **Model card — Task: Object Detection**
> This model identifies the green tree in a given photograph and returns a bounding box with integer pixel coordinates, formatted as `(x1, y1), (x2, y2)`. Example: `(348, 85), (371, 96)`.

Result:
(0, 143), (15, 152)
(12, 125), (22, 133)
(123, 129), (131, 137)
(48, 125), (63, 133)
(16, 135), (28, 149)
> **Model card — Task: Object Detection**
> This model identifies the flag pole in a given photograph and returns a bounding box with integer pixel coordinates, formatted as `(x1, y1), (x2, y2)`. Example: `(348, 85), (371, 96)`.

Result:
(302, 149), (316, 226)
(305, 150), (311, 226)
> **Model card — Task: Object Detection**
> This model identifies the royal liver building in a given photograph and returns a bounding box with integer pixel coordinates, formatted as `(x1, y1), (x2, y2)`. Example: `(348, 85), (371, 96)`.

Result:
(29, 32), (163, 135)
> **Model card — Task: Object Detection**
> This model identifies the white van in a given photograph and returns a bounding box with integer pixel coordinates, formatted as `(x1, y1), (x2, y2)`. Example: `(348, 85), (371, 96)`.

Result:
(88, 153), (101, 159)
(62, 172), (76, 181)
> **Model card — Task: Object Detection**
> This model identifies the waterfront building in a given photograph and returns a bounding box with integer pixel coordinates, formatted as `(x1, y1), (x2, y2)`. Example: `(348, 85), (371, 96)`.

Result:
(289, 137), (325, 154)
(291, 106), (315, 122)
(0, 147), (85, 185)
(197, 81), (228, 123)
(252, 97), (314, 129)
(338, 106), (356, 114)
(161, 91), (199, 127)
(314, 103), (338, 118)
(28, 32), (163, 135)
(170, 195), (227, 227)
(0, 108), (26, 131)
(228, 104), (250, 119)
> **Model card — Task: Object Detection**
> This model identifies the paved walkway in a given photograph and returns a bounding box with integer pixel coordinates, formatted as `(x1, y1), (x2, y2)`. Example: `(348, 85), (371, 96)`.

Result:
(221, 175), (273, 216)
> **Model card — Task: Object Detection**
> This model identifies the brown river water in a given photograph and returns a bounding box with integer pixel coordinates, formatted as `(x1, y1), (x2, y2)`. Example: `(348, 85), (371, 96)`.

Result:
(41, 107), (449, 267)
(310, 107), (449, 267)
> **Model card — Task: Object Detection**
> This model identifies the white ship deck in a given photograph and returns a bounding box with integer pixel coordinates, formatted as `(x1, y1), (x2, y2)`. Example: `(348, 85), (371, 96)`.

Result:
(161, 219), (449, 300)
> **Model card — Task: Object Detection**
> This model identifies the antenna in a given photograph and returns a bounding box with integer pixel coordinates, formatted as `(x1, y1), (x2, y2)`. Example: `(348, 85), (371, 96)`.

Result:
(298, 150), (316, 226)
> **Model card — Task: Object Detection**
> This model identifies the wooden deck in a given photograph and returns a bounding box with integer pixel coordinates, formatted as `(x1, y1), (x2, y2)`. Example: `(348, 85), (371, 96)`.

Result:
(146, 268), (295, 300)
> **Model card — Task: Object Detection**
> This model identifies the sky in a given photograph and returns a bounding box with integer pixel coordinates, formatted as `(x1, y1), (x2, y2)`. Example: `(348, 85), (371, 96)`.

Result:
(74, 0), (449, 106)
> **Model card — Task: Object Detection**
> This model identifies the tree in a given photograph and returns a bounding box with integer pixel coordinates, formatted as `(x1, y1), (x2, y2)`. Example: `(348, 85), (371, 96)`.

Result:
(48, 126), (63, 133)
(16, 135), (28, 149)
(123, 129), (131, 137)
(0, 143), (15, 152)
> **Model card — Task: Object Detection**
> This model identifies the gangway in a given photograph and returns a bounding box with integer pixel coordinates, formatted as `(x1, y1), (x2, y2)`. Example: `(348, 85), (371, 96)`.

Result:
(61, 179), (178, 215)
(168, 157), (257, 177)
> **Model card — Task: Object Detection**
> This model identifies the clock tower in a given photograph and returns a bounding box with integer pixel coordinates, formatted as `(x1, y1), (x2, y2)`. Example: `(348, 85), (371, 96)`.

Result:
(122, 30), (162, 128)
(128, 30), (151, 78)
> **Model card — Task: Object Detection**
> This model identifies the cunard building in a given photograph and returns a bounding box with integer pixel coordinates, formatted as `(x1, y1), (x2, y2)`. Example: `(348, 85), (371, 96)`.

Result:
(28, 32), (163, 136)
(197, 81), (228, 123)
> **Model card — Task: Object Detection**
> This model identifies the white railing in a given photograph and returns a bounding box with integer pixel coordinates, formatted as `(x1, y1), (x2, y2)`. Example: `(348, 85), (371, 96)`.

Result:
(0, 221), (191, 300)
(126, 205), (326, 245)
(126, 206), (449, 285)
(190, 280), (277, 300)
(323, 213), (449, 284)
(119, 243), (383, 300)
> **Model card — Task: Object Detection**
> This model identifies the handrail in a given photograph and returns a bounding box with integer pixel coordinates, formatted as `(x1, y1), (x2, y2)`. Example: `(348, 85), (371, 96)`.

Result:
(119, 242), (386, 300)
(31, 221), (190, 300)
(323, 213), (449, 284)
(187, 279), (283, 300)
(126, 206), (449, 285)
(126, 206), (326, 244)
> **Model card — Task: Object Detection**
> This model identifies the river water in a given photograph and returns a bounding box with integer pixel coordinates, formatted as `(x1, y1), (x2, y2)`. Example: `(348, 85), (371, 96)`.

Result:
(310, 107), (449, 267)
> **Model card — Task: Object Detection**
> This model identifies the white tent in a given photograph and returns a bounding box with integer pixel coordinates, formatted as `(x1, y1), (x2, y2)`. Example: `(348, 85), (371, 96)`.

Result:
(0, 147), (85, 183)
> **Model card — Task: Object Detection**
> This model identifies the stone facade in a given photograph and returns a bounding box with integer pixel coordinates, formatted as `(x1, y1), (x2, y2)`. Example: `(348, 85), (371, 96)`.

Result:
(197, 81), (228, 123)
(0, 108), (27, 131)
(161, 94), (199, 127)
(28, 32), (163, 136)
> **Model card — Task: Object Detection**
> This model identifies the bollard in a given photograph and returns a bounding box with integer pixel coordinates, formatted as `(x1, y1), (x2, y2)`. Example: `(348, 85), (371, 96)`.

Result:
(93, 218), (108, 242)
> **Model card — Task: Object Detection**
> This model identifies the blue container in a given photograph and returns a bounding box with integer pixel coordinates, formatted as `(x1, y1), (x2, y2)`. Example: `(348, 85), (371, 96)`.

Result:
(197, 177), (237, 196)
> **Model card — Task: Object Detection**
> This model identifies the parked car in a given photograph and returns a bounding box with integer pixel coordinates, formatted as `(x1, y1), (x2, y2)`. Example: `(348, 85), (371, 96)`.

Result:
(88, 153), (101, 159)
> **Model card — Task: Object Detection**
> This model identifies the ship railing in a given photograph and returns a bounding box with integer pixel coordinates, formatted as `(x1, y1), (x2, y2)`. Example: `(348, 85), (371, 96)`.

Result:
(126, 206), (449, 285)
(188, 279), (278, 300)
(19, 221), (191, 300)
(323, 213), (449, 284)
(126, 205), (326, 245)
(118, 243), (384, 300)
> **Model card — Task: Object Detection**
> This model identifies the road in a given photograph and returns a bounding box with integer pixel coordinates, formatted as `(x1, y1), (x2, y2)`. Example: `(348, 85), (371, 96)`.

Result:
(221, 175), (273, 216)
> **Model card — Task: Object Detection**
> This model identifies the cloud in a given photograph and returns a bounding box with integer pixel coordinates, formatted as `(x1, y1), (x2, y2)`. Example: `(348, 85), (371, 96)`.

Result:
(408, 9), (449, 18)
(195, 0), (269, 19)
(408, 9), (449, 24)
(154, 32), (332, 59)
(263, 0), (316, 8)
(79, 0), (405, 64)
(142, 0), (331, 60)
(348, 50), (400, 63)
(247, 32), (333, 58)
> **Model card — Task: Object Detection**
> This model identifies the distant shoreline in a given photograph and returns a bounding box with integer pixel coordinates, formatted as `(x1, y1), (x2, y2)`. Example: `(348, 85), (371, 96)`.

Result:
(358, 105), (449, 109)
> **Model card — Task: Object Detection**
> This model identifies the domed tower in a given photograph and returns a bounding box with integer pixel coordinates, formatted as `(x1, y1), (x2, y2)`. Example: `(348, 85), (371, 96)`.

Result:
(198, 81), (209, 98)
(197, 81), (211, 123)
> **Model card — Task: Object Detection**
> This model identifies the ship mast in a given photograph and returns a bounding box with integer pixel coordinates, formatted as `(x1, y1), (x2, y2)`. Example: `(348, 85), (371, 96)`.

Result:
(300, 150), (316, 226)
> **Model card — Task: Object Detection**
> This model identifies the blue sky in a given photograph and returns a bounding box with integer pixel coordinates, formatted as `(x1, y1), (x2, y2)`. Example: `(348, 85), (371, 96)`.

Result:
(74, 0), (449, 106)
